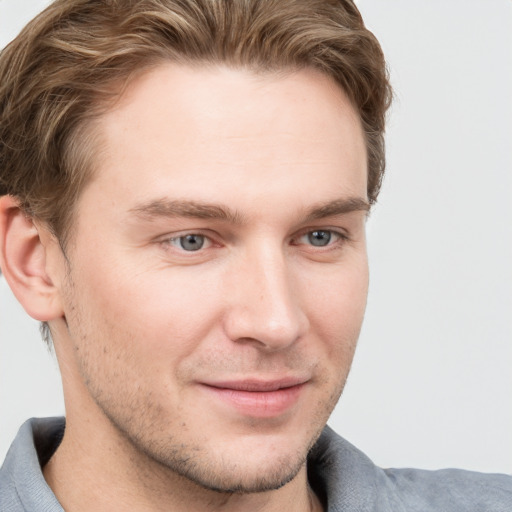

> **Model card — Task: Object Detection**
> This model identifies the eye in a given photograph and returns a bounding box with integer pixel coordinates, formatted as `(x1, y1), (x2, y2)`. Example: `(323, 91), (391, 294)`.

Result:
(168, 234), (208, 252)
(306, 230), (333, 247)
(292, 228), (350, 251)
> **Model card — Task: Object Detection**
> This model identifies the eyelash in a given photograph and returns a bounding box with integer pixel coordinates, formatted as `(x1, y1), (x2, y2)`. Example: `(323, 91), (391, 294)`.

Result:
(293, 229), (348, 249)
(163, 233), (214, 252)
(159, 229), (348, 253)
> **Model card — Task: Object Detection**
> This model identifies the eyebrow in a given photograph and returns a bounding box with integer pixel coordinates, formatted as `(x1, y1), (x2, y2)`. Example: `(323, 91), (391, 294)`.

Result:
(129, 199), (245, 224)
(303, 197), (370, 222)
(128, 196), (370, 224)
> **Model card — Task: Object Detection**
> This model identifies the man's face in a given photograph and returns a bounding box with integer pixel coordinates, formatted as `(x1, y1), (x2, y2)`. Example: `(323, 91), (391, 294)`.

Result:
(53, 64), (369, 492)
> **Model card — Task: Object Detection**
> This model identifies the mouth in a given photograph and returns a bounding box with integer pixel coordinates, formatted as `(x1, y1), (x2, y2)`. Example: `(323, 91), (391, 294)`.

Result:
(198, 378), (308, 418)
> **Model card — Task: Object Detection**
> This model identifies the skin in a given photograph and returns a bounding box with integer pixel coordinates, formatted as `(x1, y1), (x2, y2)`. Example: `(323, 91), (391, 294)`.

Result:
(1, 64), (369, 511)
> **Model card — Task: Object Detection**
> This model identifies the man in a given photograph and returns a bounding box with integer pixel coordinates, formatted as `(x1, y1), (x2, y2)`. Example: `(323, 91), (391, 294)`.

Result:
(0, 1), (510, 511)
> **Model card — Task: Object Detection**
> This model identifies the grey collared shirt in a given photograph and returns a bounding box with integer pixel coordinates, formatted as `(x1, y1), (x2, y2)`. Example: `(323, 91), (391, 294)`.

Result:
(1, 418), (511, 511)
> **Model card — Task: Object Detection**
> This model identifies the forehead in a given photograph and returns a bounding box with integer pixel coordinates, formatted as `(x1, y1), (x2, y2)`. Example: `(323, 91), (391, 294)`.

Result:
(81, 63), (367, 218)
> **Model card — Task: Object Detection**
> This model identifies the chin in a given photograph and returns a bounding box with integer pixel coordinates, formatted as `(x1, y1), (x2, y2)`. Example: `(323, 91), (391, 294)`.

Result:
(130, 425), (316, 495)
(165, 450), (308, 494)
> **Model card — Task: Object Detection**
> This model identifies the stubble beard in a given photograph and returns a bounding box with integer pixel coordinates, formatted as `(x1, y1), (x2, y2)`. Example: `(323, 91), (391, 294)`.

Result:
(93, 389), (333, 496)
(61, 271), (352, 498)
(71, 332), (348, 498)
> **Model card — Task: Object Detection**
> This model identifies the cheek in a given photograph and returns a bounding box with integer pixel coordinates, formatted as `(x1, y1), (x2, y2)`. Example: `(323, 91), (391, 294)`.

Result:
(303, 259), (368, 353)
(72, 256), (224, 361)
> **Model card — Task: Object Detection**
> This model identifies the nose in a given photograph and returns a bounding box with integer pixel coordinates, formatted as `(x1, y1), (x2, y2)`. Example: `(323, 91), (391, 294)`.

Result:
(222, 244), (310, 351)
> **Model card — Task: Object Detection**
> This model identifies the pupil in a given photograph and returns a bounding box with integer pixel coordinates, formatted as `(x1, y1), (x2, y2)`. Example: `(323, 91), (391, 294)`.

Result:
(180, 234), (204, 251)
(308, 231), (331, 247)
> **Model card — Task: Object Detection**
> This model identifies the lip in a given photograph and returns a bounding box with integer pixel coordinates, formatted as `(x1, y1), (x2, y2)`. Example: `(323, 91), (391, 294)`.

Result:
(199, 378), (308, 418)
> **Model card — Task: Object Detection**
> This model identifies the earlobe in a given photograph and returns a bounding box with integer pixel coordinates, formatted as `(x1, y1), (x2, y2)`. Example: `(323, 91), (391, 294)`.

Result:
(0, 195), (64, 321)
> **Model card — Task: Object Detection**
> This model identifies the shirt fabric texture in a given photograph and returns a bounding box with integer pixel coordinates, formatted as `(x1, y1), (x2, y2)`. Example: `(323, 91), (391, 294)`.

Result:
(1, 417), (511, 511)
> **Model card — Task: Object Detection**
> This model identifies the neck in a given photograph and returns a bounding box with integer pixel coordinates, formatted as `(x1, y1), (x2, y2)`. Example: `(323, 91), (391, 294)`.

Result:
(43, 416), (323, 512)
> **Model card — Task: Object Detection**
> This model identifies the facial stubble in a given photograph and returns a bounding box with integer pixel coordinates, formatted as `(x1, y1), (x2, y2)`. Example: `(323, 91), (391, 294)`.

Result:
(59, 266), (354, 498)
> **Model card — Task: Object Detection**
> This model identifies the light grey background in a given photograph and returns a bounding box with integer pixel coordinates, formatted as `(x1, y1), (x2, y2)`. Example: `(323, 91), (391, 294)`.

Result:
(1, 0), (511, 472)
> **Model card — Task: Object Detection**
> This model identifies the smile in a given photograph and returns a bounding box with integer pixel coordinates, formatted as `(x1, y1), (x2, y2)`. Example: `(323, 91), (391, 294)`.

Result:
(199, 378), (308, 418)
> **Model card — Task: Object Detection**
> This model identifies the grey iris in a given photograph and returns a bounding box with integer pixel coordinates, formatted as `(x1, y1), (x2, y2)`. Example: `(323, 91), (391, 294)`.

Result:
(308, 230), (331, 247)
(179, 234), (205, 251)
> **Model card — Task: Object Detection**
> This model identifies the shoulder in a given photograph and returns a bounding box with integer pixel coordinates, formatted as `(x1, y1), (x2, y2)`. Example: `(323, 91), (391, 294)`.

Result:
(0, 474), (22, 512)
(308, 426), (512, 512)
(0, 417), (65, 512)
(384, 466), (512, 511)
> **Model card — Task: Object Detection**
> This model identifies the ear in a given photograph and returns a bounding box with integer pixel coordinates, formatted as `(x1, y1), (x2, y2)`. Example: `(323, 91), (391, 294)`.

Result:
(0, 195), (64, 321)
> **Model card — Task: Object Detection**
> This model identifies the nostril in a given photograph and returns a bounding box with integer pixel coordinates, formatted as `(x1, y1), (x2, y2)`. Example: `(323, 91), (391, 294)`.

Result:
(224, 303), (309, 352)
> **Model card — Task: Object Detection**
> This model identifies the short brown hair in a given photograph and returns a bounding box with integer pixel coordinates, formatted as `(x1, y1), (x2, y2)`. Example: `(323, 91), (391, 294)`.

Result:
(0, 0), (391, 243)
